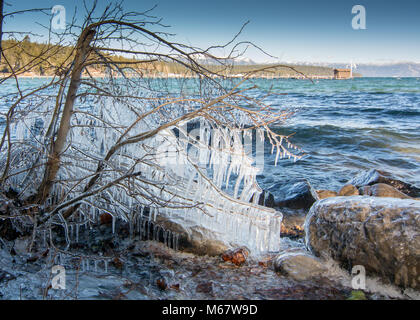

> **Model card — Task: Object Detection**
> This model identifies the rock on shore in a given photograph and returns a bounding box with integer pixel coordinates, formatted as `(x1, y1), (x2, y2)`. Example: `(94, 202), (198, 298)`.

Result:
(305, 196), (420, 289)
(274, 251), (327, 281)
(359, 183), (412, 199)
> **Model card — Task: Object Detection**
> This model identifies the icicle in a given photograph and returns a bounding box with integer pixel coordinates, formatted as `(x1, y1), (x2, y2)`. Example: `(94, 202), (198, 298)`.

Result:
(112, 215), (116, 234)
(167, 230), (172, 248)
(43, 229), (47, 247)
(174, 233), (179, 251)
(153, 207), (158, 222)
(76, 224), (79, 243)
(275, 147), (281, 166)
(163, 230), (167, 246)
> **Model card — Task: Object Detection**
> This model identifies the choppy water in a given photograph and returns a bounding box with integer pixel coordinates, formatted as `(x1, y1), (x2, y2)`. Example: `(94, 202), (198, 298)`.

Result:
(1, 77), (419, 191)
(252, 77), (420, 191)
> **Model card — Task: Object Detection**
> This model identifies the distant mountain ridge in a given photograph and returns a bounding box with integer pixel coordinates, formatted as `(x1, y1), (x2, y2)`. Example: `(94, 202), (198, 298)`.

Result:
(204, 58), (420, 77)
(262, 61), (420, 77)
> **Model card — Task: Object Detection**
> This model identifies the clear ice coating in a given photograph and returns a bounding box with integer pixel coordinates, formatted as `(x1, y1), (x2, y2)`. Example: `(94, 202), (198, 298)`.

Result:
(3, 83), (294, 256)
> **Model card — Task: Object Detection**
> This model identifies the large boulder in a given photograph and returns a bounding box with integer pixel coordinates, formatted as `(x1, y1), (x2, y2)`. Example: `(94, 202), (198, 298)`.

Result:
(305, 196), (420, 289)
(268, 179), (318, 209)
(348, 169), (420, 198)
(274, 251), (327, 281)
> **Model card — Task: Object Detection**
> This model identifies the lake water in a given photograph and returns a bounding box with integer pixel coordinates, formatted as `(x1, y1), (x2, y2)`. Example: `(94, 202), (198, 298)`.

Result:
(1, 77), (419, 192)
(252, 77), (420, 191)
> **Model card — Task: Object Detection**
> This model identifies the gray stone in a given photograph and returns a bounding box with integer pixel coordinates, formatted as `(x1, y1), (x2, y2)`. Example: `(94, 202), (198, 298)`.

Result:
(359, 183), (412, 199)
(274, 251), (327, 281)
(305, 196), (420, 289)
(348, 169), (420, 198)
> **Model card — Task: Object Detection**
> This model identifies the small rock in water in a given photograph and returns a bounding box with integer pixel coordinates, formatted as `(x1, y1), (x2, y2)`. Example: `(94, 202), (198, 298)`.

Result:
(316, 189), (338, 199)
(270, 179), (318, 209)
(338, 184), (359, 196)
(221, 248), (249, 266)
(359, 183), (412, 199)
(348, 169), (420, 198)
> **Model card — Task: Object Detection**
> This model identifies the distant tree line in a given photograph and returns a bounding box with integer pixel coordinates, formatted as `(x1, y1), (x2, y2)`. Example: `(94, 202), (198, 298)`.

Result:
(1, 38), (346, 77)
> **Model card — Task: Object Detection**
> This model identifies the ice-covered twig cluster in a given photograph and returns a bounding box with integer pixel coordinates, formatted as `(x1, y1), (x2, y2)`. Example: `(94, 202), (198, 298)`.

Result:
(2, 78), (302, 256)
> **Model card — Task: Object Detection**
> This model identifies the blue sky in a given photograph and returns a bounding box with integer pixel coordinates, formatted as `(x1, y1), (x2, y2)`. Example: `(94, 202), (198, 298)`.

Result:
(3, 0), (420, 63)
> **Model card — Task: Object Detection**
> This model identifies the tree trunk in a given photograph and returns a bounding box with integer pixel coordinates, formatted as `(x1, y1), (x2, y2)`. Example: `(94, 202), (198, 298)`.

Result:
(34, 28), (96, 204)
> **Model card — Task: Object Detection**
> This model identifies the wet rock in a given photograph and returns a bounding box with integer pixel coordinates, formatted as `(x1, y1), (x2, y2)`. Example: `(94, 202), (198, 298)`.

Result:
(348, 169), (420, 198)
(274, 251), (327, 281)
(338, 184), (359, 196)
(270, 179), (318, 209)
(316, 189), (337, 199)
(359, 183), (412, 199)
(257, 190), (275, 208)
(155, 216), (229, 256)
(305, 196), (420, 289)
(221, 248), (249, 266)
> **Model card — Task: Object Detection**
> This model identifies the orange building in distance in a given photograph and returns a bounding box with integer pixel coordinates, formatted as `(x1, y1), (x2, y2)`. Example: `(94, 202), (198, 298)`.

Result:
(334, 68), (352, 79)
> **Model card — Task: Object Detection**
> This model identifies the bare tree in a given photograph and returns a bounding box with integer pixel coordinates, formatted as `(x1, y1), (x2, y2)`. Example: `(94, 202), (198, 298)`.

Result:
(0, 1), (303, 257)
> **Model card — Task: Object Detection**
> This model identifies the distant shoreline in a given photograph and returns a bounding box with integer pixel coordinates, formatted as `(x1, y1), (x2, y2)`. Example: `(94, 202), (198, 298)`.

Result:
(1, 74), (363, 80)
